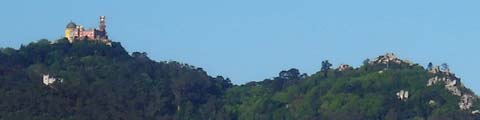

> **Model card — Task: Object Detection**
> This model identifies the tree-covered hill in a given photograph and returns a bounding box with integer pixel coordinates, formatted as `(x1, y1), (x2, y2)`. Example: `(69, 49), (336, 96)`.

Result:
(0, 39), (231, 119)
(0, 39), (479, 120)
(224, 55), (480, 120)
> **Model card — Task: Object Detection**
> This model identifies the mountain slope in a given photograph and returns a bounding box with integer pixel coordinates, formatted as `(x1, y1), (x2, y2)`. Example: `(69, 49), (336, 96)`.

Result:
(0, 39), (479, 120)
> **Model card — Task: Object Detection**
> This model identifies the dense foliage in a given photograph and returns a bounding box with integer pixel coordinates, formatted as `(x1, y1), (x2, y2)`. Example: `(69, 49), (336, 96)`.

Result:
(224, 64), (480, 120)
(0, 39), (231, 119)
(0, 39), (479, 120)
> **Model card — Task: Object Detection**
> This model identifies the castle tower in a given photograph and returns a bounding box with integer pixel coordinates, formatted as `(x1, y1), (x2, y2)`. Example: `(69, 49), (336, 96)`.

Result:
(98, 16), (108, 40)
(64, 21), (77, 43)
(99, 16), (106, 32)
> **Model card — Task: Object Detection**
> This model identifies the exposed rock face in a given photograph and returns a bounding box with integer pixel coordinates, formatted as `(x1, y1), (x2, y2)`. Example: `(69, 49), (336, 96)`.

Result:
(426, 64), (477, 111)
(369, 53), (477, 111)
(427, 76), (461, 96)
(371, 53), (400, 64)
(460, 94), (475, 110)
(429, 65), (441, 74)
(370, 53), (415, 66)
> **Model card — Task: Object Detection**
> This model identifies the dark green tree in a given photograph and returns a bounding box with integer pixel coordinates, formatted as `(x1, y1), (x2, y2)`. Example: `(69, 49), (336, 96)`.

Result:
(321, 60), (332, 77)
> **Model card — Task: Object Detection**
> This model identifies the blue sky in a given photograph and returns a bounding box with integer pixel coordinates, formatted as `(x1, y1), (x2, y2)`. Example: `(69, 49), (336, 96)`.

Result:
(1, 0), (479, 93)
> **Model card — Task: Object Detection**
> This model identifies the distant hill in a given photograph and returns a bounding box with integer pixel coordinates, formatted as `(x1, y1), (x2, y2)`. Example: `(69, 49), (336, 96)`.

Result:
(0, 38), (479, 119)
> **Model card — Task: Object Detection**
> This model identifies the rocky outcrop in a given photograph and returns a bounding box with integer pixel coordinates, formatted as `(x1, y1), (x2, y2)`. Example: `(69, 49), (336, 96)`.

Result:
(460, 94), (475, 110)
(427, 76), (461, 96)
(370, 53), (415, 66)
(370, 53), (477, 111)
(428, 65), (441, 74)
(371, 53), (400, 64)
(426, 64), (477, 111)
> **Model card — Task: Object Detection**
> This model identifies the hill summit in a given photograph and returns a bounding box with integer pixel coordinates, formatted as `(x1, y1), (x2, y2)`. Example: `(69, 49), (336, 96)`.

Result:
(0, 39), (479, 119)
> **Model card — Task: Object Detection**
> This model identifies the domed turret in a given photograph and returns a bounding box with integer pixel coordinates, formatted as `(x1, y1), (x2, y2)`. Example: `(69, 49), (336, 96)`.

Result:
(66, 22), (77, 29)
(65, 21), (77, 42)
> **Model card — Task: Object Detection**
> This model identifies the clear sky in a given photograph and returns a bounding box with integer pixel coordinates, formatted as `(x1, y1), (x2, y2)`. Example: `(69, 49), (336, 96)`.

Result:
(1, 0), (479, 93)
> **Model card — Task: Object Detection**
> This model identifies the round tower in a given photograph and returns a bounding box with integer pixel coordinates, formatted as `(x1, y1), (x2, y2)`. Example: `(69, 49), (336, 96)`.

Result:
(64, 21), (77, 42)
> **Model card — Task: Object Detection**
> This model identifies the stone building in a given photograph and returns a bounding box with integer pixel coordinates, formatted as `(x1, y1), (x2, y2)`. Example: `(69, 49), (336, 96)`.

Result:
(42, 74), (62, 86)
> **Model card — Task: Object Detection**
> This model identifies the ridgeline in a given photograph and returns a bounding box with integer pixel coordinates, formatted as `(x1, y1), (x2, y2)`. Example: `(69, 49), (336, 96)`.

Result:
(0, 38), (479, 119)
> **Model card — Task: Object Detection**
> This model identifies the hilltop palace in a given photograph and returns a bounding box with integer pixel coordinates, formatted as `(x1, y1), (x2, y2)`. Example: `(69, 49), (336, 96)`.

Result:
(64, 16), (112, 45)
(43, 16), (113, 85)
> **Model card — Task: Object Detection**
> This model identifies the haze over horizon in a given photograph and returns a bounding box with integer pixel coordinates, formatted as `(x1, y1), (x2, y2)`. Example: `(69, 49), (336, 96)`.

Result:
(1, 0), (479, 93)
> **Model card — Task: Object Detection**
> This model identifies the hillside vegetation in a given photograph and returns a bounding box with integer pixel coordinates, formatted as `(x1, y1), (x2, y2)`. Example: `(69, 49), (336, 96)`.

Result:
(0, 38), (479, 120)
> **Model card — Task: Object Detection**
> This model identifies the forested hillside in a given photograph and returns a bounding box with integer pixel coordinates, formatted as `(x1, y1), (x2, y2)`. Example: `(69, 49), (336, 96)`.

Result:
(0, 39), (479, 120)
